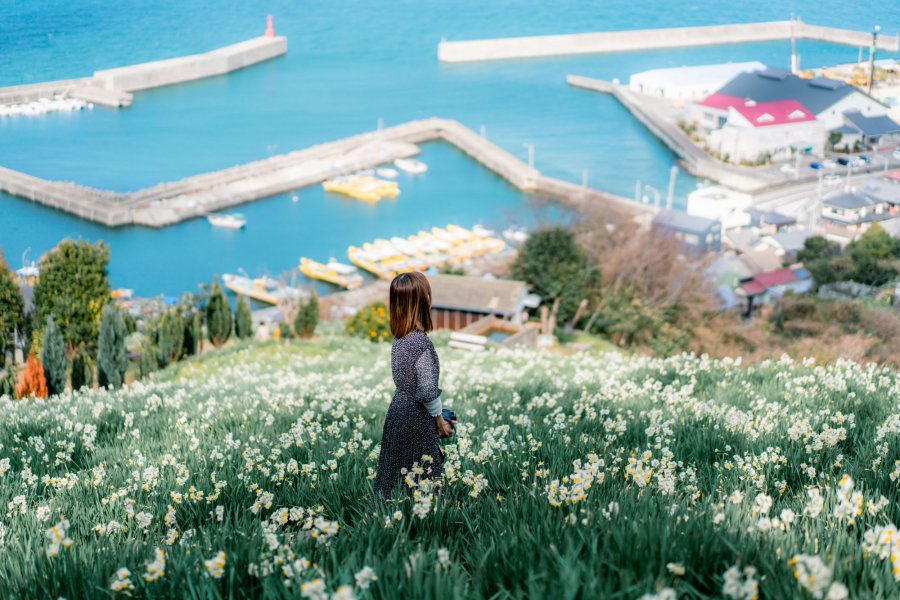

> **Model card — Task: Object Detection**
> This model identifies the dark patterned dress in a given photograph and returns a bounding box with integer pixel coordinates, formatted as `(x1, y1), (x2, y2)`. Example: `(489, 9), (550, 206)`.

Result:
(373, 330), (443, 499)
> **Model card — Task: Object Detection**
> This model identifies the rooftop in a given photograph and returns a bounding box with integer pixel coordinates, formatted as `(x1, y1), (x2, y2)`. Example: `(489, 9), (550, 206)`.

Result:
(428, 274), (527, 316)
(824, 191), (882, 211)
(842, 110), (900, 137)
(767, 229), (815, 253)
(714, 70), (859, 115)
(698, 93), (817, 127)
(747, 208), (797, 227)
(652, 209), (719, 234)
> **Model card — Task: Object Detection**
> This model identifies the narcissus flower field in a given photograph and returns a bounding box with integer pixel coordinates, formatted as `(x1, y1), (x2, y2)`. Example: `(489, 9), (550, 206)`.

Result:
(2, 335), (900, 599)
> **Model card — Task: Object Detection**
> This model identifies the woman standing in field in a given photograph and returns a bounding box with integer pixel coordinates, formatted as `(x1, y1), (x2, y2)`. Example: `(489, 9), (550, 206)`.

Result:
(373, 271), (455, 499)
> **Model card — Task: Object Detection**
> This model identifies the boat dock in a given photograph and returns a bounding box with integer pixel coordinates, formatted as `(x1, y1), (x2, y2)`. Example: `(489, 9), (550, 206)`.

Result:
(0, 32), (286, 108)
(0, 117), (652, 228)
(438, 20), (899, 63)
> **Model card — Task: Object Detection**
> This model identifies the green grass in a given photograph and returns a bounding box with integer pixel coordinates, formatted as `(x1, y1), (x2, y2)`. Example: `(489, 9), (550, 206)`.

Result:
(1, 337), (900, 599)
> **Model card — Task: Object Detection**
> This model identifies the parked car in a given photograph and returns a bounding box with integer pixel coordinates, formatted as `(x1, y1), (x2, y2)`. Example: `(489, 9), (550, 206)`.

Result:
(824, 174), (842, 186)
(837, 157), (851, 166)
(809, 162), (823, 170)
(822, 159), (838, 169)
(780, 164), (797, 174)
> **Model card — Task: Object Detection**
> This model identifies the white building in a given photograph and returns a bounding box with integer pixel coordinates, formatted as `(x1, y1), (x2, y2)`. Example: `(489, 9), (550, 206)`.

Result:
(686, 185), (753, 231)
(629, 61), (766, 102)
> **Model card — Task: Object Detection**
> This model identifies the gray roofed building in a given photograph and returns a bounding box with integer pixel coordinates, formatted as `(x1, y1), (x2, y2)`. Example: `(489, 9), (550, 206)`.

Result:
(652, 209), (721, 251)
(746, 208), (797, 230)
(822, 191), (891, 227)
(842, 110), (900, 139)
(428, 274), (531, 326)
(859, 179), (900, 206)
(768, 229), (815, 254)
(716, 70), (856, 116)
(824, 192), (879, 211)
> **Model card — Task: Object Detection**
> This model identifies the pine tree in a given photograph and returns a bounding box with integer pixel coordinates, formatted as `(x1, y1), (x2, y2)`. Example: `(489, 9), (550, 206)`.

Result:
(139, 337), (158, 379)
(97, 305), (127, 389)
(205, 278), (232, 348)
(234, 296), (253, 339)
(0, 252), (24, 361)
(41, 316), (67, 395)
(294, 294), (319, 338)
(156, 309), (184, 366)
(180, 297), (202, 358)
(71, 350), (93, 391)
(15, 350), (48, 399)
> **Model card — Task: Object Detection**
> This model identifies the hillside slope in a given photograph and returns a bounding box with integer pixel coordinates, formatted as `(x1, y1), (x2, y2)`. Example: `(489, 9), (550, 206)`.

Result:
(1, 336), (900, 598)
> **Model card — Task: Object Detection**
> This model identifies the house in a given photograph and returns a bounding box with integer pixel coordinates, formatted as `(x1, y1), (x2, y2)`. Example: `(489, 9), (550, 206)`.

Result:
(882, 217), (900, 239)
(735, 266), (813, 316)
(708, 68), (888, 130)
(695, 93), (824, 162)
(738, 247), (785, 275)
(707, 253), (756, 309)
(686, 185), (753, 231)
(762, 229), (816, 262)
(629, 61), (766, 101)
(652, 209), (721, 251)
(835, 110), (900, 149)
(427, 274), (538, 330)
(821, 190), (891, 233)
(745, 209), (797, 234)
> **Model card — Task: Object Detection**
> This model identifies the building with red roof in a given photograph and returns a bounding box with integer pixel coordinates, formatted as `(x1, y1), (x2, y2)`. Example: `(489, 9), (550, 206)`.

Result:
(735, 266), (813, 317)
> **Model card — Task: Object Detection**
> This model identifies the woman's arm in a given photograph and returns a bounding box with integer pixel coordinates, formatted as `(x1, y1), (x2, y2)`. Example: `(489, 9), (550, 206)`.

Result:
(414, 347), (453, 437)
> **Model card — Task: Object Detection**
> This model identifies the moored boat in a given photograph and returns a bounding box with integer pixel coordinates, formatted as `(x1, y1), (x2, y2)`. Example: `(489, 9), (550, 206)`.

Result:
(222, 274), (307, 305)
(394, 158), (428, 175)
(207, 213), (247, 229)
(299, 257), (364, 290)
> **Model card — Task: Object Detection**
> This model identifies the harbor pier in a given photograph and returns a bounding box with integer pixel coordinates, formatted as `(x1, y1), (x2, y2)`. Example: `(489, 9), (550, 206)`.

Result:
(0, 118), (652, 228)
(438, 20), (899, 63)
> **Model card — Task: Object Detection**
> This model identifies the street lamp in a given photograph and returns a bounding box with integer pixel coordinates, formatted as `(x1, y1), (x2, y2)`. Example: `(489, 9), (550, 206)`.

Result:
(643, 184), (661, 209)
(522, 143), (535, 169)
(868, 25), (880, 95)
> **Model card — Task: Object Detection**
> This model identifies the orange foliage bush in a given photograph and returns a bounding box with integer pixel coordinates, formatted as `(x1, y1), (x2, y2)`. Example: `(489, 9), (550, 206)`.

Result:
(16, 350), (48, 399)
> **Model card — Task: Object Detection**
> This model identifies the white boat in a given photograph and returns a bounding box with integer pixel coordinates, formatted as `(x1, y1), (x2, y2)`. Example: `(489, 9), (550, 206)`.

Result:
(207, 213), (247, 229)
(394, 158), (428, 175)
(472, 224), (496, 238)
(376, 167), (399, 179)
(502, 226), (528, 244)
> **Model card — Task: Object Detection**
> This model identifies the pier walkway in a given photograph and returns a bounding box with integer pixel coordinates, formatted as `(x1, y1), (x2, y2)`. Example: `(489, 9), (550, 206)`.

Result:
(0, 118), (652, 228)
(0, 35), (286, 108)
(438, 20), (899, 63)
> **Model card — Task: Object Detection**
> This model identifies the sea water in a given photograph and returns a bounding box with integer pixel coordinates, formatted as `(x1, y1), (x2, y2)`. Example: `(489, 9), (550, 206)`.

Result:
(0, 0), (897, 296)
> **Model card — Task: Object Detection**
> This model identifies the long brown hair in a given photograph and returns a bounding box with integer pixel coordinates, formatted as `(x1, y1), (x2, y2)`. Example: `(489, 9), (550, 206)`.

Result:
(389, 271), (433, 338)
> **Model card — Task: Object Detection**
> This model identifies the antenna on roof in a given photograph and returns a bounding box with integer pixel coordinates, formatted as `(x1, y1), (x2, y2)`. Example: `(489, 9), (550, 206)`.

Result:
(790, 14), (799, 75)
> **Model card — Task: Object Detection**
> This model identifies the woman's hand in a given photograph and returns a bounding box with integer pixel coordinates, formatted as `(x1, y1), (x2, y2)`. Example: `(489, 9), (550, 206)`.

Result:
(435, 415), (454, 438)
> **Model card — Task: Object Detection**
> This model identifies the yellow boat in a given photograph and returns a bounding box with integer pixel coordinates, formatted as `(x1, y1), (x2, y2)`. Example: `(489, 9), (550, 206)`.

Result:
(222, 274), (307, 305)
(299, 257), (364, 290)
(322, 175), (399, 203)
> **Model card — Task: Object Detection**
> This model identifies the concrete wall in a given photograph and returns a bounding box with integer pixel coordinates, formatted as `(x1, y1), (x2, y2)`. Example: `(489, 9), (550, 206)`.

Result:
(439, 21), (899, 63)
(92, 36), (287, 92)
(709, 120), (825, 163)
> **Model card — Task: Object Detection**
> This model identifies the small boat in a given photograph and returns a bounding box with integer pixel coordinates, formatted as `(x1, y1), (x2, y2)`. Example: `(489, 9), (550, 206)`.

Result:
(291, 193), (299, 203)
(394, 158), (428, 175)
(299, 257), (364, 290)
(376, 167), (399, 179)
(471, 224), (496, 238)
(222, 274), (307, 305)
(502, 226), (528, 244)
(322, 175), (399, 203)
(207, 213), (247, 229)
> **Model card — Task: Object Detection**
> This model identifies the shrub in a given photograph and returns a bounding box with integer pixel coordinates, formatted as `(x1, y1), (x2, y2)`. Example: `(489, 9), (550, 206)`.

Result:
(41, 316), (67, 395)
(293, 294), (319, 338)
(206, 279), (232, 348)
(139, 337), (158, 379)
(15, 350), (47, 399)
(97, 305), (127, 389)
(182, 304), (202, 358)
(345, 302), (391, 343)
(234, 296), (253, 339)
(32, 240), (111, 355)
(71, 350), (93, 391)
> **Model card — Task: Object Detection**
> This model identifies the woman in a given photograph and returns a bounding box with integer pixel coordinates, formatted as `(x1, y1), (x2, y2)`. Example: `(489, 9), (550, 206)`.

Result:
(373, 271), (455, 500)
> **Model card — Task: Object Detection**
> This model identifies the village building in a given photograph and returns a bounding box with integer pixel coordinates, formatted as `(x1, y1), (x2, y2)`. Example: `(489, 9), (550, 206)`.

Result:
(821, 190), (892, 234)
(651, 209), (721, 251)
(735, 266), (813, 316)
(628, 61), (766, 101)
(686, 185), (753, 231)
(427, 274), (538, 330)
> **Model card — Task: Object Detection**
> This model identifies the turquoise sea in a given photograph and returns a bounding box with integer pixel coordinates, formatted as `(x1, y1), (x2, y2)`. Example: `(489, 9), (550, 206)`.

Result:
(1, 1), (898, 296)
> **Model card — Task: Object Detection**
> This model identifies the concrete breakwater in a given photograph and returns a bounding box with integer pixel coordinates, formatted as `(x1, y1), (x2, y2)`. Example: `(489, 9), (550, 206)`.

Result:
(0, 118), (651, 228)
(438, 20), (899, 63)
(0, 35), (286, 108)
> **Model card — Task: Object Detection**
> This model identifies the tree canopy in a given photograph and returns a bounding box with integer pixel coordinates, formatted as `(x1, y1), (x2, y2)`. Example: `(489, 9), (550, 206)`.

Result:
(0, 251), (24, 360)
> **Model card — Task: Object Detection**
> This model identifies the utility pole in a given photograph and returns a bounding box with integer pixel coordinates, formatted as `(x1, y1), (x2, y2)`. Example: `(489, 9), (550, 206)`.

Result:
(523, 143), (535, 169)
(790, 14), (798, 75)
(666, 165), (678, 208)
(868, 25), (880, 95)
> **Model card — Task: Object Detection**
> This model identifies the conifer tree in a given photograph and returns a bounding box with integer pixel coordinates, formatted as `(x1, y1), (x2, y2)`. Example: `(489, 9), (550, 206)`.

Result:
(294, 294), (319, 338)
(156, 309), (184, 366)
(235, 296), (253, 339)
(41, 316), (67, 395)
(0, 252), (24, 361)
(97, 305), (127, 389)
(15, 350), (47, 399)
(139, 337), (158, 379)
(205, 279), (232, 348)
(71, 350), (93, 391)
